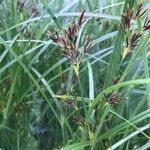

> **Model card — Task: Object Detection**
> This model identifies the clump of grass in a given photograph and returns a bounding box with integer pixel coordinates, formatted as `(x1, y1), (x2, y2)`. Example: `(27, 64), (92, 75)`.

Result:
(0, 0), (150, 149)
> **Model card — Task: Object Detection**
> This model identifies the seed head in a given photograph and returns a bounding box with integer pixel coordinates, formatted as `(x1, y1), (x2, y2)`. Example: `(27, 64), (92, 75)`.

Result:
(48, 10), (93, 76)
(127, 32), (142, 49)
(104, 92), (122, 105)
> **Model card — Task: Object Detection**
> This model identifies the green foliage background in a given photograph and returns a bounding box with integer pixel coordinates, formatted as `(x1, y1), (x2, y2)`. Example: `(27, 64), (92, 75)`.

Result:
(0, 0), (150, 149)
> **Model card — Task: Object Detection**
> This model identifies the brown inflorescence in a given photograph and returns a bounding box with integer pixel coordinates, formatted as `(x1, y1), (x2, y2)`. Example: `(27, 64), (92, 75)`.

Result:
(122, 3), (150, 60)
(104, 92), (123, 105)
(122, 8), (133, 33)
(126, 32), (142, 50)
(48, 10), (93, 69)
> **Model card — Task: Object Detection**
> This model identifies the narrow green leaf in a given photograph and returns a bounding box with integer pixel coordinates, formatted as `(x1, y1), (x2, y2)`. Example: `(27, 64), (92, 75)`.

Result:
(136, 141), (150, 150)
(107, 124), (150, 150)
(87, 62), (94, 99)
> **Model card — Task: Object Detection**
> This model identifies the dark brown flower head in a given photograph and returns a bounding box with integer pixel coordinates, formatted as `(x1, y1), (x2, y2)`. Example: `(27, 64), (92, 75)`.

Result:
(122, 9), (133, 33)
(48, 10), (93, 75)
(64, 21), (78, 45)
(78, 10), (86, 26)
(104, 92), (122, 105)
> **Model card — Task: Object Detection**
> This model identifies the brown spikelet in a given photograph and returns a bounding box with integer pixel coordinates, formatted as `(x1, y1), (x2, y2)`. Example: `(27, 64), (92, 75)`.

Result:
(78, 10), (86, 26)
(135, 4), (148, 19)
(124, 31), (142, 51)
(130, 32), (142, 48)
(143, 16), (150, 31)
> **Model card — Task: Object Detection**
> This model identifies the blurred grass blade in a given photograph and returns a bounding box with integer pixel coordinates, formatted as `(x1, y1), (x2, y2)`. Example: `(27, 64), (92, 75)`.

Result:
(41, 0), (63, 30)
(91, 105), (110, 150)
(0, 125), (17, 134)
(4, 72), (17, 119)
(31, 67), (55, 97)
(109, 110), (150, 139)
(94, 110), (150, 145)
(107, 124), (150, 150)
(62, 141), (90, 150)
(0, 34), (19, 62)
(136, 141), (150, 150)
(0, 0), (3, 4)
(0, 36), (60, 122)
(87, 62), (94, 99)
